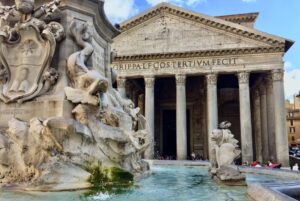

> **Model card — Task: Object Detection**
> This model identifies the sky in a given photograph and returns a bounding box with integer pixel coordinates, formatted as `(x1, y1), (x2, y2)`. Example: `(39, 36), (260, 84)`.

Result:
(104, 0), (300, 101)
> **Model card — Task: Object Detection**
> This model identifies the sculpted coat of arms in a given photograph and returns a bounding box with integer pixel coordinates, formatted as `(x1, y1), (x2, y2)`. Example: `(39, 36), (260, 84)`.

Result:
(0, 0), (64, 103)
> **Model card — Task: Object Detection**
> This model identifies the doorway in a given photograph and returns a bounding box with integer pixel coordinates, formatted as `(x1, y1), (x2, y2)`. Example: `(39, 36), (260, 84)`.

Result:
(162, 109), (191, 159)
(162, 110), (177, 158)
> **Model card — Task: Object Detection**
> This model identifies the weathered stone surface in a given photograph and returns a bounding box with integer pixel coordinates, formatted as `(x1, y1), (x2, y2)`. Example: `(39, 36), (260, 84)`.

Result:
(247, 183), (299, 201)
(0, 0), (152, 191)
(209, 121), (245, 185)
(113, 13), (268, 56)
(0, 0), (64, 104)
(213, 166), (246, 186)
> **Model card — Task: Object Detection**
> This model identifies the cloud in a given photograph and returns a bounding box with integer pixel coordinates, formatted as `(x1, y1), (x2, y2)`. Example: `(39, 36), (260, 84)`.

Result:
(284, 61), (293, 70)
(284, 69), (300, 101)
(145, 0), (207, 7)
(104, 0), (207, 23)
(242, 0), (257, 2)
(104, 0), (138, 24)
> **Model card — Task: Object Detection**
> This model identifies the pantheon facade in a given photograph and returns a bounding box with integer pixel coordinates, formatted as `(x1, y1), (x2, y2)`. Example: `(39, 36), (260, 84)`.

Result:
(111, 3), (294, 166)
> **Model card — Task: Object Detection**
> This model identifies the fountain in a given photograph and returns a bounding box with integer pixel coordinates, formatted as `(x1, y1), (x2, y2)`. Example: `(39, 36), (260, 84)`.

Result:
(0, 0), (151, 191)
(0, 1), (299, 201)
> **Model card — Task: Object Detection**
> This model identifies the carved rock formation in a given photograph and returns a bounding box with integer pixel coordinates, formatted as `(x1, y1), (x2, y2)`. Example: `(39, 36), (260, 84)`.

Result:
(0, 0), (151, 191)
(209, 121), (246, 186)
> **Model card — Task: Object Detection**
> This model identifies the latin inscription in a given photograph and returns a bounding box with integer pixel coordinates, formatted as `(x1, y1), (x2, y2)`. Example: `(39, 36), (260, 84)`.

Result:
(112, 58), (238, 71)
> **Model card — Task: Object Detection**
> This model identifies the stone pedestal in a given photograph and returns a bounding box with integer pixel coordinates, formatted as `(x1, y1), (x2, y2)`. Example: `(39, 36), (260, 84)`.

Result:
(0, 98), (73, 128)
(176, 74), (187, 160)
(237, 72), (253, 163)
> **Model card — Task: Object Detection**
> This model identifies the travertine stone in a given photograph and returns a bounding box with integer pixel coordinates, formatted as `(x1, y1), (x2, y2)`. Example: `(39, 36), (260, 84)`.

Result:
(176, 74), (187, 160)
(113, 13), (267, 56)
(0, 0), (152, 190)
(206, 73), (218, 161)
(237, 72), (253, 163)
(272, 69), (289, 166)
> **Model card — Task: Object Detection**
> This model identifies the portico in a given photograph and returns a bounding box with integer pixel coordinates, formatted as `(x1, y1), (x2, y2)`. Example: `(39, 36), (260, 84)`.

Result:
(112, 3), (293, 166)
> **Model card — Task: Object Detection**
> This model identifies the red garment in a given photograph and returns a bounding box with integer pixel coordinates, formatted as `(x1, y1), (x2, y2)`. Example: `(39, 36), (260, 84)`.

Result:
(265, 164), (281, 169)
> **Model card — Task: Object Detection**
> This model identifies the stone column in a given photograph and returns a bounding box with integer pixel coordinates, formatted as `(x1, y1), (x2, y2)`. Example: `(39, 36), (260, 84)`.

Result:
(237, 72), (253, 163)
(272, 69), (289, 166)
(144, 76), (155, 159)
(138, 94), (145, 115)
(117, 77), (126, 98)
(253, 89), (263, 163)
(176, 74), (187, 160)
(259, 85), (269, 163)
(265, 74), (276, 161)
(206, 73), (218, 160)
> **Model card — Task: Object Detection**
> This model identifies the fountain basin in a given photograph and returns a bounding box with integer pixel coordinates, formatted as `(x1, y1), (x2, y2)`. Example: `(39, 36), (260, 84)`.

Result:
(1, 162), (299, 201)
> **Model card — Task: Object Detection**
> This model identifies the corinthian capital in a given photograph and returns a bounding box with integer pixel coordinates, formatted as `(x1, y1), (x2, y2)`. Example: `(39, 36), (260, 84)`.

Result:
(237, 71), (250, 84)
(144, 76), (155, 88)
(175, 74), (186, 86)
(117, 77), (126, 88)
(272, 69), (284, 82)
(206, 73), (217, 85)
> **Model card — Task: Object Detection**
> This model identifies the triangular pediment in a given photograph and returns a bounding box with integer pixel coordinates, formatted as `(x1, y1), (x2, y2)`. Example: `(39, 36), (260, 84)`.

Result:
(113, 3), (293, 57)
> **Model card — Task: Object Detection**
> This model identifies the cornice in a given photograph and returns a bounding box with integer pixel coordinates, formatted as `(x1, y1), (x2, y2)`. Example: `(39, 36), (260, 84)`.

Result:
(119, 3), (292, 50)
(113, 46), (285, 62)
(216, 12), (259, 24)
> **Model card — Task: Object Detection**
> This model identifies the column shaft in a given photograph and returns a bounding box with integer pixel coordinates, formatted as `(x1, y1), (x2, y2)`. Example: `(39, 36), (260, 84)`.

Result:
(238, 72), (253, 163)
(144, 76), (155, 159)
(176, 74), (187, 160)
(260, 86), (269, 163)
(253, 90), (263, 163)
(265, 75), (276, 161)
(272, 70), (289, 166)
(206, 74), (218, 161)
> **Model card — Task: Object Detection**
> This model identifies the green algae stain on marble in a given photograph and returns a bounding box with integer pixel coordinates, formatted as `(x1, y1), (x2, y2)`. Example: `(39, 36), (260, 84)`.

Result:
(104, 167), (134, 184)
(82, 160), (134, 200)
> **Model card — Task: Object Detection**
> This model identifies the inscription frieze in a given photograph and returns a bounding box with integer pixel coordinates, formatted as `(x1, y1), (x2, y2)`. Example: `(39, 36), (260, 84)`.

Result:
(112, 57), (238, 71)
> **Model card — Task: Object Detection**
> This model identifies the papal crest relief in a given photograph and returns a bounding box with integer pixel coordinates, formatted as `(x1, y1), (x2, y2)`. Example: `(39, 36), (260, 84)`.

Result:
(0, 0), (64, 103)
